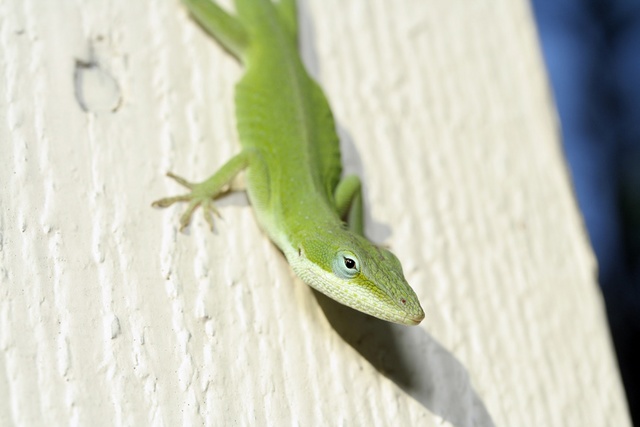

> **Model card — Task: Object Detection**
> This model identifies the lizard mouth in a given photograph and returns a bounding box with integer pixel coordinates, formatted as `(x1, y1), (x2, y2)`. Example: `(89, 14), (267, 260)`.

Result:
(407, 311), (425, 325)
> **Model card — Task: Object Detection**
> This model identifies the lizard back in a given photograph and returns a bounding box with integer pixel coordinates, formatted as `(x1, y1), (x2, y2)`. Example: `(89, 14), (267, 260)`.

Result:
(232, 0), (342, 227)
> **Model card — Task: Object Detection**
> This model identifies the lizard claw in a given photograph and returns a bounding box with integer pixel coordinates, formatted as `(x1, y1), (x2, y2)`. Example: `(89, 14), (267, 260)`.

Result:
(165, 171), (195, 189)
(201, 198), (223, 232)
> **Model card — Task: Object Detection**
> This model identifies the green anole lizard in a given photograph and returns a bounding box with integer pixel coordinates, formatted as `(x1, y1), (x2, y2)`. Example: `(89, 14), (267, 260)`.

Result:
(153, 0), (425, 325)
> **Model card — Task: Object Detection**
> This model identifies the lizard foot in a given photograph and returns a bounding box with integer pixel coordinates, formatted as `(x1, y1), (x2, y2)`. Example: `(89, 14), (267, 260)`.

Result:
(152, 172), (224, 231)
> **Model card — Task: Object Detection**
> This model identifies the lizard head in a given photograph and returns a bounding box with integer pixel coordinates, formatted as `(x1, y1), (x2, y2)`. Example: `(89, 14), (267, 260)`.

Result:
(288, 228), (425, 325)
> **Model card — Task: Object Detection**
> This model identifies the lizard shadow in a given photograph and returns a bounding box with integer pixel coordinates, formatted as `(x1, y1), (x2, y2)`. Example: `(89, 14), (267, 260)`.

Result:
(310, 129), (495, 425)
(314, 291), (496, 427)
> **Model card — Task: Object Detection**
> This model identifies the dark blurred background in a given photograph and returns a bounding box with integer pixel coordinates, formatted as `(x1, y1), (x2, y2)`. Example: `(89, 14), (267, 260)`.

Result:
(530, 0), (640, 424)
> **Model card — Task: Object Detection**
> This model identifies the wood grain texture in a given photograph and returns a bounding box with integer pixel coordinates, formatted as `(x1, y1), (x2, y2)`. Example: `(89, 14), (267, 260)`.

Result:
(0, 0), (631, 426)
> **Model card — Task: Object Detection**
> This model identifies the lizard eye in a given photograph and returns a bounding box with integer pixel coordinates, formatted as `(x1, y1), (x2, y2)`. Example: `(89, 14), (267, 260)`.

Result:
(344, 257), (356, 269)
(333, 251), (360, 279)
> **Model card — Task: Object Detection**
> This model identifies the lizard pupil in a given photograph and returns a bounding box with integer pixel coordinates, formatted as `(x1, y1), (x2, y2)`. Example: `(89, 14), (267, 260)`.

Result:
(344, 257), (356, 269)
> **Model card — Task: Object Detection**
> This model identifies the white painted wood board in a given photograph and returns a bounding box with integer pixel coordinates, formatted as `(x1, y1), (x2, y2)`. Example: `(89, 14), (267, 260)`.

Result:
(0, 0), (631, 426)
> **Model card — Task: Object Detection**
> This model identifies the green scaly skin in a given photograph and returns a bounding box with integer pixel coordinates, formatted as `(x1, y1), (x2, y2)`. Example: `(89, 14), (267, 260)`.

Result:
(153, 0), (425, 325)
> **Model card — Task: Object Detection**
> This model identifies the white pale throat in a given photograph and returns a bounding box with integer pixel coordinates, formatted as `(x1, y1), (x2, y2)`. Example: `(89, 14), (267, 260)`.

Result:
(284, 247), (419, 325)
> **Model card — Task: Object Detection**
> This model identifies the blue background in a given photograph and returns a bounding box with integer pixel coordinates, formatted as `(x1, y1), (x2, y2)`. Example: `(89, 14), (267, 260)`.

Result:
(531, 0), (640, 423)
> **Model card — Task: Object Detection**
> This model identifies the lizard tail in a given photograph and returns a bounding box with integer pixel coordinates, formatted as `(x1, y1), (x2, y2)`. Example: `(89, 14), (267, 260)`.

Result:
(234, 0), (298, 40)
